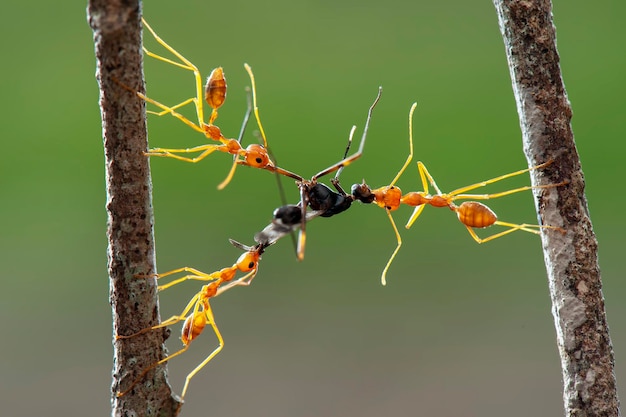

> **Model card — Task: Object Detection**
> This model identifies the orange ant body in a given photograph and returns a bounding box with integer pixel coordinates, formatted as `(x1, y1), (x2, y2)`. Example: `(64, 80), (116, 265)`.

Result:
(116, 240), (269, 404)
(139, 18), (300, 189)
(346, 103), (567, 285)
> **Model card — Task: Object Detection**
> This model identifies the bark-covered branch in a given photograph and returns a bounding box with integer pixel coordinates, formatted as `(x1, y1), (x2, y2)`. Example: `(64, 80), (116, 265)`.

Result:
(87, 0), (180, 415)
(493, 1), (620, 416)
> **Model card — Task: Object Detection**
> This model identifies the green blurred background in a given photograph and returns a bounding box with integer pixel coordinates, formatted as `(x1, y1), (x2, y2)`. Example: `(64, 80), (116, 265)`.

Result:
(1, 1), (623, 416)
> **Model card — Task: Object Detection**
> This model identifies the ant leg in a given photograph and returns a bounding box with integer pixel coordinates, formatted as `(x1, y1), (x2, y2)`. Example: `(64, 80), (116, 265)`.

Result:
(244, 63), (269, 149)
(389, 102), (418, 186)
(332, 125), (357, 188)
(216, 157), (241, 190)
(153, 267), (222, 292)
(380, 209), (402, 286)
(215, 269), (258, 296)
(404, 161), (435, 229)
(114, 75), (205, 135)
(146, 144), (224, 163)
(405, 204), (427, 229)
(312, 86), (383, 180)
(493, 221), (564, 235)
(141, 18), (206, 126)
(451, 181), (568, 202)
(296, 187), (309, 261)
(139, 93), (205, 134)
(447, 160), (554, 197)
(179, 304), (224, 403)
(416, 161), (443, 195)
(144, 97), (197, 117)
(116, 293), (201, 340)
(135, 267), (218, 291)
(464, 221), (563, 244)
(116, 342), (193, 398)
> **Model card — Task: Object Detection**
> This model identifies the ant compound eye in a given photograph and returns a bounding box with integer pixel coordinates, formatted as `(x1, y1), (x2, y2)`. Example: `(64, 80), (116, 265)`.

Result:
(245, 144), (270, 168)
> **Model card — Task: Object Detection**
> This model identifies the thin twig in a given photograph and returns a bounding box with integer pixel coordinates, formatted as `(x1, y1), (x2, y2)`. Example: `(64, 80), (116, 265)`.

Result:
(493, 1), (620, 416)
(87, 1), (181, 415)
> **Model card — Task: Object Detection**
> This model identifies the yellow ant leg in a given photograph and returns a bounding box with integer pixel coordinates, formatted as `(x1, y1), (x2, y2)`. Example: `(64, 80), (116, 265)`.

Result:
(244, 63), (269, 149)
(116, 340), (193, 398)
(464, 221), (563, 244)
(349, 101), (412, 284)
(446, 160), (553, 197)
(215, 269), (258, 296)
(416, 161), (444, 195)
(451, 181), (568, 202)
(389, 102), (418, 186)
(136, 266), (212, 281)
(146, 144), (228, 163)
(179, 303), (224, 403)
(141, 18), (207, 127)
(140, 92), (206, 135)
(154, 268), (222, 292)
(217, 157), (241, 190)
(145, 98), (197, 117)
(404, 161), (438, 229)
(380, 209), (402, 287)
(405, 203), (427, 229)
(117, 294), (213, 398)
(116, 292), (201, 340)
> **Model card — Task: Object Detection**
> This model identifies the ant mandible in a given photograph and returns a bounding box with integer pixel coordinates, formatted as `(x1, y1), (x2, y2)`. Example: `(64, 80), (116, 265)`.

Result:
(350, 103), (567, 285)
(116, 239), (270, 406)
(138, 18), (300, 189)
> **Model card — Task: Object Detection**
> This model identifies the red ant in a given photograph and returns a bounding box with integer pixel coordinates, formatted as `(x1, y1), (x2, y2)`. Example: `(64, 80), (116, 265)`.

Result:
(138, 18), (300, 189)
(347, 103), (567, 285)
(116, 239), (271, 405)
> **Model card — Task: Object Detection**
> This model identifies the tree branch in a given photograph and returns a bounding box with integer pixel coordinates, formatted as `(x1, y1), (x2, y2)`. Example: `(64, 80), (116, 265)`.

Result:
(87, 1), (180, 415)
(493, 1), (620, 416)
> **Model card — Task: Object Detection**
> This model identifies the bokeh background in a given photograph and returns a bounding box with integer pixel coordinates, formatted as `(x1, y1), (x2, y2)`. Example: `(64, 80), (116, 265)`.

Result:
(1, 1), (624, 416)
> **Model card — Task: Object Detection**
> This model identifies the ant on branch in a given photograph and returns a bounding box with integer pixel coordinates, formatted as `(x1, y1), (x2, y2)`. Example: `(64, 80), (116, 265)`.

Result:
(136, 18), (300, 189)
(251, 101), (566, 287)
(116, 239), (271, 406)
(347, 103), (568, 285)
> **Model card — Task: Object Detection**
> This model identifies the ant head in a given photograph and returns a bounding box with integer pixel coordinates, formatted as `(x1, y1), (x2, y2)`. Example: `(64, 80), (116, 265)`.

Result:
(372, 186), (402, 211)
(235, 249), (261, 273)
(351, 182), (375, 204)
(244, 144), (272, 168)
(229, 239), (264, 272)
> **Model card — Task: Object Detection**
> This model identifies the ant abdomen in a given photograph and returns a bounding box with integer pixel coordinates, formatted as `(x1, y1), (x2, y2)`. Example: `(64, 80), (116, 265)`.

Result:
(205, 67), (226, 111)
(181, 311), (207, 345)
(456, 201), (497, 229)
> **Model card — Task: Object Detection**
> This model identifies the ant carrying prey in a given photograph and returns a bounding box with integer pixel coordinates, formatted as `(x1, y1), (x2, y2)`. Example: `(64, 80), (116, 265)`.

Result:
(135, 18), (301, 189)
(347, 103), (568, 285)
(116, 239), (272, 407)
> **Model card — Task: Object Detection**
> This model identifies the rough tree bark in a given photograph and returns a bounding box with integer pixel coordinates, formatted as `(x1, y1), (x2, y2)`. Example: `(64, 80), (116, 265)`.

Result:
(493, 1), (620, 416)
(87, 0), (181, 415)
